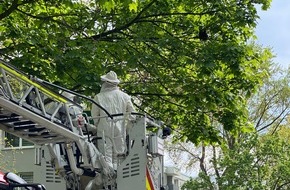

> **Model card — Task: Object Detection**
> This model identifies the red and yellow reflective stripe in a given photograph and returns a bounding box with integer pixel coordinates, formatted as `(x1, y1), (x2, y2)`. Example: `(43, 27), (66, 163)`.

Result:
(146, 167), (155, 190)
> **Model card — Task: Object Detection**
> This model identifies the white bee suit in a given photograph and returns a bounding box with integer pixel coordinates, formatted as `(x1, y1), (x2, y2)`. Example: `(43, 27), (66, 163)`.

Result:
(91, 81), (135, 168)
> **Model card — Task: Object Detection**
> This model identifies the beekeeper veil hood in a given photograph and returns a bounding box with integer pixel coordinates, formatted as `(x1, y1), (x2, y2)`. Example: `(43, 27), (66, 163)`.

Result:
(101, 71), (120, 84)
(100, 71), (120, 92)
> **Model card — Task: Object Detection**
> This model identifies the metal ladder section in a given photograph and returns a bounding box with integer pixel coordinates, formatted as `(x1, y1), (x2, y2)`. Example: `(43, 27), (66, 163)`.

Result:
(0, 60), (83, 145)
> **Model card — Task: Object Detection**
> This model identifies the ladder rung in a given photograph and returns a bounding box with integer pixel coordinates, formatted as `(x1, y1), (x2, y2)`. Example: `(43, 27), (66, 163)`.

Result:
(14, 125), (36, 130)
(0, 95), (81, 144)
(0, 113), (19, 118)
(43, 135), (58, 138)
(14, 120), (35, 126)
(0, 113), (21, 123)
(29, 132), (58, 138)
(29, 127), (46, 132)
(0, 117), (20, 123)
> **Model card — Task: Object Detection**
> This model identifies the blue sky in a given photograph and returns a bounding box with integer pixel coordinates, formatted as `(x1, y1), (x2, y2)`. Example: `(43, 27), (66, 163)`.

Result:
(255, 0), (290, 69)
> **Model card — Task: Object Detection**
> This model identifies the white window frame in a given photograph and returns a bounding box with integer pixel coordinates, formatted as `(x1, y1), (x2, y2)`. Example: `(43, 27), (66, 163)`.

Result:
(18, 172), (34, 183)
(2, 131), (34, 149)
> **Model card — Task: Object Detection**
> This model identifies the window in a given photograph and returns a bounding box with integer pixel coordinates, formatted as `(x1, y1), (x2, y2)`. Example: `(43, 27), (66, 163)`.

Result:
(18, 172), (33, 183)
(4, 133), (33, 148)
(174, 179), (179, 190)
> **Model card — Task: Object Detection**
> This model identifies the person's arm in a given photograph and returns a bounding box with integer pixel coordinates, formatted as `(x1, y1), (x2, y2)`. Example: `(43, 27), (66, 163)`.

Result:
(91, 95), (101, 126)
(126, 97), (136, 133)
(85, 123), (98, 133)
(126, 97), (135, 113)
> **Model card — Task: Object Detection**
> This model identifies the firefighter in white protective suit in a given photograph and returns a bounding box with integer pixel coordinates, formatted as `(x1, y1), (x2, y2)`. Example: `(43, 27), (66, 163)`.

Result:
(91, 71), (135, 169)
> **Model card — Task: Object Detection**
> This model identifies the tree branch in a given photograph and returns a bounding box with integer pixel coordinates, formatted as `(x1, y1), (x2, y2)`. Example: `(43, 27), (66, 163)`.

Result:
(129, 92), (184, 97)
(271, 111), (290, 135)
(212, 145), (221, 179)
(138, 10), (218, 20)
(89, 0), (158, 41)
(0, 0), (19, 20)
(276, 181), (290, 190)
(15, 7), (77, 30)
(257, 106), (289, 132)
(200, 144), (207, 174)
(272, 176), (280, 190)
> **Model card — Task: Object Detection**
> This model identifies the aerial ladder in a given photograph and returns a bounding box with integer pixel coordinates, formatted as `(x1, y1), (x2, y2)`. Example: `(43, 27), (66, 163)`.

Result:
(0, 60), (169, 190)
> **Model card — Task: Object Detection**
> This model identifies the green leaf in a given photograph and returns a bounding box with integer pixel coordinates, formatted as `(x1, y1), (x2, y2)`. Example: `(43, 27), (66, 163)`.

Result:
(129, 2), (138, 12)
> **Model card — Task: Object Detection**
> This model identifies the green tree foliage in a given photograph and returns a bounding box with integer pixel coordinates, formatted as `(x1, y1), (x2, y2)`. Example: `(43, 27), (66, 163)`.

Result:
(182, 132), (290, 190)
(177, 67), (290, 189)
(0, 137), (17, 173)
(0, 0), (272, 143)
(249, 67), (290, 134)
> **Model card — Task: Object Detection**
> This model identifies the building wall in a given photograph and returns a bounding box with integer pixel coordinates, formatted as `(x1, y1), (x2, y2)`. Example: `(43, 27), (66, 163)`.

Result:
(0, 132), (189, 190)
(0, 145), (66, 189)
(0, 130), (65, 189)
(163, 166), (190, 190)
